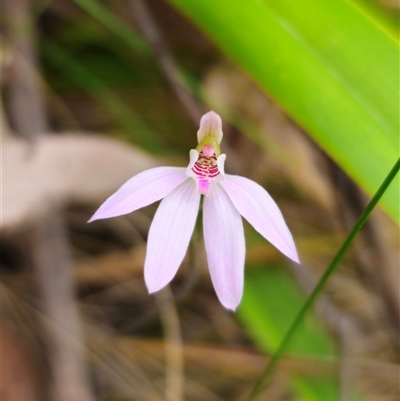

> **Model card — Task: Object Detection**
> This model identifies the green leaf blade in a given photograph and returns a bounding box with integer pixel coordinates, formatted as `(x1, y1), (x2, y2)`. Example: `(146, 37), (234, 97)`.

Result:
(168, 0), (399, 222)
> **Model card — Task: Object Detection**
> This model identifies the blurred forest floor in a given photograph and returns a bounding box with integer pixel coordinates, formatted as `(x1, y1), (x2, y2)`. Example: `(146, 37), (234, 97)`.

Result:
(1, 0), (399, 401)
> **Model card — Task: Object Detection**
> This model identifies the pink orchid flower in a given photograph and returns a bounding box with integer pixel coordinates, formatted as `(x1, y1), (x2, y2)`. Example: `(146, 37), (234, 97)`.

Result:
(89, 111), (299, 310)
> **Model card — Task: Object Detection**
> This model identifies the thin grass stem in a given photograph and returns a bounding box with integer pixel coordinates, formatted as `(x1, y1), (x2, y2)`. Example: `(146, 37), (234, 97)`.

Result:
(246, 157), (400, 401)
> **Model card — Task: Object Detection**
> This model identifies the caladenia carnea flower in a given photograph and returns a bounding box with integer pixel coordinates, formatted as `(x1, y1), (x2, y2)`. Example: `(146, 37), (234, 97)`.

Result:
(89, 111), (299, 310)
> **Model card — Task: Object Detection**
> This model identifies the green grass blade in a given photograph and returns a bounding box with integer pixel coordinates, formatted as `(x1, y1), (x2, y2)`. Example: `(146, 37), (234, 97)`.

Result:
(41, 38), (166, 152)
(246, 157), (400, 400)
(239, 266), (338, 401)
(238, 264), (368, 401)
(71, 0), (149, 54)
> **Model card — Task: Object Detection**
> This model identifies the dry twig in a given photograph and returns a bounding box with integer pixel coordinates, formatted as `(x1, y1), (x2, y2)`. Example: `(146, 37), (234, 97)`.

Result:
(129, 0), (203, 125)
(156, 287), (184, 401)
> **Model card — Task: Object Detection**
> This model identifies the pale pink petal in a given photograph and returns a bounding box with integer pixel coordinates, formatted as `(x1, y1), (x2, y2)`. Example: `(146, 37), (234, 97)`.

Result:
(203, 185), (245, 310)
(185, 149), (199, 178)
(88, 167), (187, 222)
(216, 154), (226, 176)
(220, 176), (299, 263)
(145, 179), (200, 293)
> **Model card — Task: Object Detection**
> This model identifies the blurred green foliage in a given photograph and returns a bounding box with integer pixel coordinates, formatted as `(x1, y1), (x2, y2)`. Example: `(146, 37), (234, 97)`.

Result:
(168, 0), (399, 223)
(39, 2), (201, 154)
(238, 265), (340, 401)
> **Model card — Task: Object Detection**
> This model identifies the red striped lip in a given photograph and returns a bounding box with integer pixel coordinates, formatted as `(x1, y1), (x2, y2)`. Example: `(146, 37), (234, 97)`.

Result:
(191, 151), (220, 180)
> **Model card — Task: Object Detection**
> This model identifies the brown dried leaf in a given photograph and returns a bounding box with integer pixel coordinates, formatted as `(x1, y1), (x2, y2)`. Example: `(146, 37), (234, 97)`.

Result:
(2, 133), (159, 229)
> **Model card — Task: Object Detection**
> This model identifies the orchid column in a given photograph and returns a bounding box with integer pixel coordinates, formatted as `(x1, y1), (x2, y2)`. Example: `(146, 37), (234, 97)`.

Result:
(89, 111), (299, 310)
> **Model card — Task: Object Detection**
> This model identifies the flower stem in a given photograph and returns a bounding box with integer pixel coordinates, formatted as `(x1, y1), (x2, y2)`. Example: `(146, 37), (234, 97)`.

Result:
(246, 157), (400, 401)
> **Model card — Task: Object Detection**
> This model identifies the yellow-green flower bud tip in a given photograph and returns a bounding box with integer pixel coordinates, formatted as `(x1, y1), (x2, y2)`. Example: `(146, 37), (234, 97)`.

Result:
(196, 111), (223, 156)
